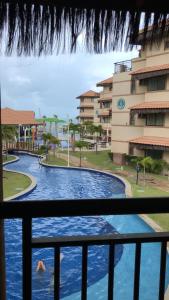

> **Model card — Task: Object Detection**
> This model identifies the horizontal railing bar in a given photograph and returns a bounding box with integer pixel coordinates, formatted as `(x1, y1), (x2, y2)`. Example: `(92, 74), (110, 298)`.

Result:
(32, 232), (169, 248)
(1, 198), (169, 218)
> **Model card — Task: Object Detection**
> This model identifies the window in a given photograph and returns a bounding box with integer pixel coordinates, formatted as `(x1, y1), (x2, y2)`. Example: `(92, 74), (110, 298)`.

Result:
(145, 150), (163, 159)
(130, 113), (135, 125)
(101, 117), (110, 123)
(147, 76), (166, 91)
(103, 102), (111, 108)
(131, 79), (136, 94)
(164, 41), (169, 50)
(109, 86), (112, 91)
(91, 98), (94, 102)
(146, 113), (164, 126)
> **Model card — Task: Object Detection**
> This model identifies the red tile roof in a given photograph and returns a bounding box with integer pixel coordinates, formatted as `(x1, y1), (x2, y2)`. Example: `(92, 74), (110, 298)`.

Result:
(130, 64), (169, 75)
(129, 101), (169, 110)
(130, 136), (169, 147)
(76, 90), (99, 99)
(1, 107), (39, 125)
(97, 77), (113, 87)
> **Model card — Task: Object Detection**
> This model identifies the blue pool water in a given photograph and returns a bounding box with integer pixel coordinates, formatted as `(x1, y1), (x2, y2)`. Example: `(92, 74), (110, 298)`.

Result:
(4, 154), (169, 300)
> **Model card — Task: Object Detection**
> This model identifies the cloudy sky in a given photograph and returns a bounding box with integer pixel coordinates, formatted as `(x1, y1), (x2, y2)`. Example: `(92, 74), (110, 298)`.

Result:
(0, 49), (138, 120)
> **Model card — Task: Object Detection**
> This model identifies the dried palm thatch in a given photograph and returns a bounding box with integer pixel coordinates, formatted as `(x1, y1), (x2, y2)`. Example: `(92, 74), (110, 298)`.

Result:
(0, 0), (169, 55)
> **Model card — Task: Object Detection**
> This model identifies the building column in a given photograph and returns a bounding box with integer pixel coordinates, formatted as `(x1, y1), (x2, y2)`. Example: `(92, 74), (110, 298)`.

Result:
(18, 125), (21, 142)
(24, 127), (27, 142)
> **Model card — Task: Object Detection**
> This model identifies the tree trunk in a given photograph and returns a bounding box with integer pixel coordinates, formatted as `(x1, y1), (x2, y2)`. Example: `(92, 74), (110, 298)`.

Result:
(5, 141), (8, 160)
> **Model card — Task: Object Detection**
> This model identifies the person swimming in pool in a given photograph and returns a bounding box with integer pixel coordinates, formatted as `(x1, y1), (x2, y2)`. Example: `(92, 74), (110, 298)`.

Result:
(36, 254), (64, 273)
(36, 260), (46, 272)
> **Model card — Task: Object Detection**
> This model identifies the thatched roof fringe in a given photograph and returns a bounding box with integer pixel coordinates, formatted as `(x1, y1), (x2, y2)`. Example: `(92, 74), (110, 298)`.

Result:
(0, 2), (169, 55)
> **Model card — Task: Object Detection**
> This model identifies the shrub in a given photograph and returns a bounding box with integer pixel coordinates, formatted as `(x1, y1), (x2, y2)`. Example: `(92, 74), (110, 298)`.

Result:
(150, 159), (168, 174)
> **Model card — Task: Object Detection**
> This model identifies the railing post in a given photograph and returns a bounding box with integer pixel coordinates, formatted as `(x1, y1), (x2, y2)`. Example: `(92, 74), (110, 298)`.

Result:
(54, 247), (60, 300)
(108, 244), (115, 300)
(22, 218), (32, 300)
(0, 220), (6, 300)
(81, 245), (88, 300)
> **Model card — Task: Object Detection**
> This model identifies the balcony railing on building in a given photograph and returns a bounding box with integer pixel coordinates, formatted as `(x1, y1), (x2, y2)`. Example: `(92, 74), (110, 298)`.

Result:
(114, 60), (132, 74)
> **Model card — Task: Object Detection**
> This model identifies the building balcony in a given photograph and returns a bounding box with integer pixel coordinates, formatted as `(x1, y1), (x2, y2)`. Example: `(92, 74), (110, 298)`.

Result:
(77, 104), (94, 109)
(79, 112), (94, 118)
(114, 60), (132, 74)
(98, 109), (112, 117)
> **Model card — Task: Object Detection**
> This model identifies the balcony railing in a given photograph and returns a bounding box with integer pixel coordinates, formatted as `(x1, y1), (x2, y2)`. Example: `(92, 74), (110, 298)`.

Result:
(0, 198), (169, 300)
(114, 60), (132, 74)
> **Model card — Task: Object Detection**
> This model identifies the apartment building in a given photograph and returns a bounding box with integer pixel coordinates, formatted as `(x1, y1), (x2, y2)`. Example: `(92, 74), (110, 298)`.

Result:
(96, 77), (113, 143)
(111, 35), (169, 164)
(76, 90), (99, 124)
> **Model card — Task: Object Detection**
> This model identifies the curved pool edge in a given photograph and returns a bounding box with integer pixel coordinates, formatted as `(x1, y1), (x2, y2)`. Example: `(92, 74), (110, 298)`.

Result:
(3, 155), (37, 201)
(3, 154), (20, 166)
(40, 159), (132, 198)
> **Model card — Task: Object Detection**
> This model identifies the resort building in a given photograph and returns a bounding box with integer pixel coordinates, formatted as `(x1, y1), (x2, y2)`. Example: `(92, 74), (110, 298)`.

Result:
(1, 107), (40, 141)
(111, 35), (169, 164)
(76, 90), (100, 124)
(96, 77), (113, 143)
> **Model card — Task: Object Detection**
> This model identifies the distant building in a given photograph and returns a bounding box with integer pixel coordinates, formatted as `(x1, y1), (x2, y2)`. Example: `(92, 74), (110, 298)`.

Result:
(76, 90), (99, 124)
(96, 77), (113, 143)
(111, 34), (169, 164)
(1, 107), (41, 141)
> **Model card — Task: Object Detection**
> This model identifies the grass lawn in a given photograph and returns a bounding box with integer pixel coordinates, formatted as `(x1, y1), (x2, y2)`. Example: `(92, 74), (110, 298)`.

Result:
(3, 170), (31, 198)
(44, 155), (68, 166)
(3, 155), (16, 163)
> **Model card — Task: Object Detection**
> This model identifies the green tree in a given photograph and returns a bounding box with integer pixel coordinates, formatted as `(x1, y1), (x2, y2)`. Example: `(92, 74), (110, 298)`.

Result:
(42, 133), (53, 161)
(50, 136), (60, 157)
(74, 140), (89, 167)
(69, 123), (80, 151)
(140, 156), (153, 185)
(2, 125), (17, 159)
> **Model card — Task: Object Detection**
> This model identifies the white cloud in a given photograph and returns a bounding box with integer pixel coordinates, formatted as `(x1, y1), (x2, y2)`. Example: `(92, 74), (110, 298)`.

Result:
(0, 48), (139, 119)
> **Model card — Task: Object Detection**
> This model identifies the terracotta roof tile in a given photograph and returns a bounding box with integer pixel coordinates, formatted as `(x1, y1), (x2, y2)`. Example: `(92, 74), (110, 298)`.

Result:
(76, 90), (100, 99)
(1, 107), (39, 125)
(130, 136), (169, 147)
(97, 77), (113, 86)
(129, 101), (169, 110)
(130, 64), (169, 75)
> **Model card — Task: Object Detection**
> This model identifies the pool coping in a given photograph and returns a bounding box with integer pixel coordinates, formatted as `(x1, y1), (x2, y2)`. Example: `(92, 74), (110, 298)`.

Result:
(3, 155), (37, 201)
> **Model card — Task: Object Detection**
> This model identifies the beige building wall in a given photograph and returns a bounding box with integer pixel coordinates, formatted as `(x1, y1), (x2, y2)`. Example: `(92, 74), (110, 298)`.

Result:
(78, 96), (95, 123)
(111, 37), (169, 163)
(97, 81), (113, 139)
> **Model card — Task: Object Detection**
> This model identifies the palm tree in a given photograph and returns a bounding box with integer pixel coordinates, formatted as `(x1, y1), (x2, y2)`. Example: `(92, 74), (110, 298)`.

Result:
(69, 123), (80, 151)
(50, 136), (60, 157)
(140, 156), (153, 186)
(74, 140), (89, 167)
(2, 125), (17, 159)
(42, 133), (53, 161)
(87, 124), (103, 153)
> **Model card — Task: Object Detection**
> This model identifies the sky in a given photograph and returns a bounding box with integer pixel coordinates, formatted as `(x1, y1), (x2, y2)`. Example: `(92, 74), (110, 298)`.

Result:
(0, 49), (138, 120)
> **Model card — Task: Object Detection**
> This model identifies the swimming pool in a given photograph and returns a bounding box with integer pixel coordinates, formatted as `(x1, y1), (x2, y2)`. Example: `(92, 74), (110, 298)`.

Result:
(4, 154), (169, 300)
